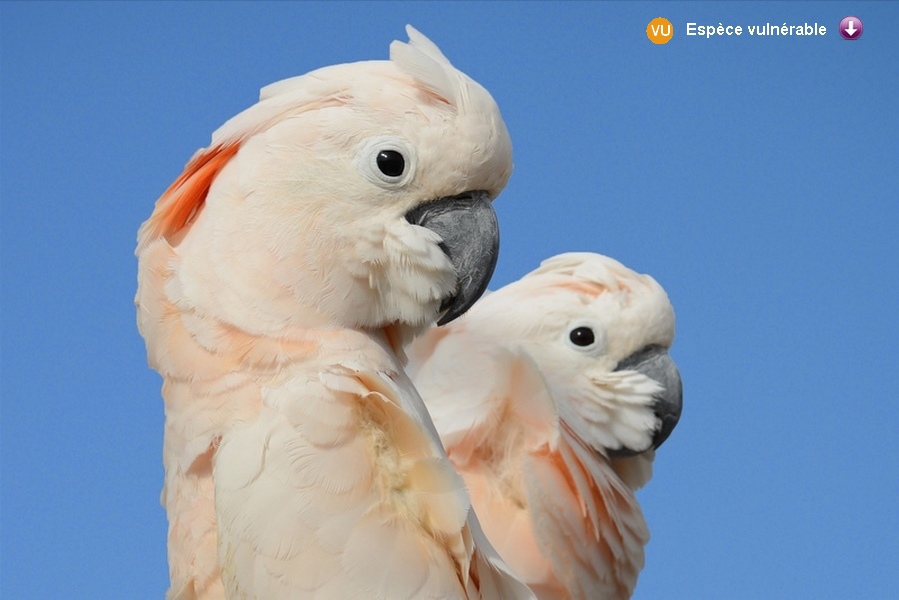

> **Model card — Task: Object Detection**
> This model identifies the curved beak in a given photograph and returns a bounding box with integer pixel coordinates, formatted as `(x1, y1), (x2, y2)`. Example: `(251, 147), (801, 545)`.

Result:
(613, 345), (683, 453)
(405, 191), (499, 326)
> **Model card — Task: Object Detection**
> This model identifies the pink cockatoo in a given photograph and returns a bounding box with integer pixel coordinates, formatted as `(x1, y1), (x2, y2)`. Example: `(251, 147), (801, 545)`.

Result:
(407, 253), (683, 599)
(136, 26), (534, 600)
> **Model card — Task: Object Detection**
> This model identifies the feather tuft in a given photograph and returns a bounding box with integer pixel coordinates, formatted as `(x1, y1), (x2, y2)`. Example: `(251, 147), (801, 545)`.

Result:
(390, 25), (459, 106)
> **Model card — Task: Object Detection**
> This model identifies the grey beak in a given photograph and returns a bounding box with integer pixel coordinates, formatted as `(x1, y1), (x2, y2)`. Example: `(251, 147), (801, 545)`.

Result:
(405, 191), (499, 326)
(611, 345), (683, 455)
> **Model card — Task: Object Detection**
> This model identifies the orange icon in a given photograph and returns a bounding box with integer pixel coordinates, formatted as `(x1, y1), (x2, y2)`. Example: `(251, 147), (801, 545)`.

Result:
(647, 17), (674, 44)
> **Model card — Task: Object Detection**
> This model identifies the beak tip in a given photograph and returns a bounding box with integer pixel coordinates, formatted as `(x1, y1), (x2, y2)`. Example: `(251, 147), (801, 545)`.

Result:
(435, 310), (457, 327)
(650, 370), (683, 450)
(651, 406), (681, 450)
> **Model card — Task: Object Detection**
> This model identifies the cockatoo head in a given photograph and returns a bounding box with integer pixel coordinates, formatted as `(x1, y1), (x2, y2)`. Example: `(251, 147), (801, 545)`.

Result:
(460, 252), (682, 456)
(137, 26), (511, 338)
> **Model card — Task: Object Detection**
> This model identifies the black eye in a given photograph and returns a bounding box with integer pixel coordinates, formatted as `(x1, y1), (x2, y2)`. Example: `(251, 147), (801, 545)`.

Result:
(569, 327), (595, 347)
(376, 150), (405, 177)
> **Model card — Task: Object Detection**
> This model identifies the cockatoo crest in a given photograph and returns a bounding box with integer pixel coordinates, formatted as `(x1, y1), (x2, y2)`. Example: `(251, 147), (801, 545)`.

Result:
(138, 25), (508, 250)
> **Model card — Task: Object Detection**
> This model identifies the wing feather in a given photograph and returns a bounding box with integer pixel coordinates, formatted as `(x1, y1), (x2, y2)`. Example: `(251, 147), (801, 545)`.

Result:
(524, 432), (649, 599)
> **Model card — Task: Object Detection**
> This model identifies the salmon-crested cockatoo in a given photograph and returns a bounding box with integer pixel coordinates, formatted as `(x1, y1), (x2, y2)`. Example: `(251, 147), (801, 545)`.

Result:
(407, 252), (683, 599)
(136, 26), (535, 600)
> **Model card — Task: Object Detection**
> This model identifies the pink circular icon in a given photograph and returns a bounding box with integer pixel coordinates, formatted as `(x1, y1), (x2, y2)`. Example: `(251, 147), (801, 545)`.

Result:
(839, 16), (863, 40)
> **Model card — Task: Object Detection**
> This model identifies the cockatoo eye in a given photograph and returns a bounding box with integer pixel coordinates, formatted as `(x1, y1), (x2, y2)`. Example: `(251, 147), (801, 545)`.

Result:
(357, 136), (416, 188)
(569, 326), (595, 347)
(565, 323), (605, 354)
(376, 150), (405, 177)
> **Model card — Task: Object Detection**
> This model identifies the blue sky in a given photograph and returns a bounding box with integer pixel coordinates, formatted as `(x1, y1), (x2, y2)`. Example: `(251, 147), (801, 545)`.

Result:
(2, 2), (897, 598)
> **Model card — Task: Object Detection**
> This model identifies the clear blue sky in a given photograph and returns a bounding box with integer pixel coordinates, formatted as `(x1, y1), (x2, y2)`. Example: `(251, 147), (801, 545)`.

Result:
(2, 2), (897, 598)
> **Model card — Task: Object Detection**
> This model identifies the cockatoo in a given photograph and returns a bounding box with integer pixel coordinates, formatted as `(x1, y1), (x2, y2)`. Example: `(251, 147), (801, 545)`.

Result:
(136, 26), (534, 599)
(407, 252), (683, 599)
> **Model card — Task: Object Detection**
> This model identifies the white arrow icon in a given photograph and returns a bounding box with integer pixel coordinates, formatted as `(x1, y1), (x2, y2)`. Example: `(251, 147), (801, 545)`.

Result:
(846, 20), (858, 36)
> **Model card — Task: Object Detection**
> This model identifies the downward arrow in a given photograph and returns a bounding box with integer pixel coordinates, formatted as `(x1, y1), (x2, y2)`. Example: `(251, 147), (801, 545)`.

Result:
(846, 20), (858, 36)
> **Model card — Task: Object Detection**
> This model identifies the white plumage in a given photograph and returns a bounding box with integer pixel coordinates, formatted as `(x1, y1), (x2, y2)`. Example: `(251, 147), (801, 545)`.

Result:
(137, 26), (531, 599)
(408, 252), (683, 599)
